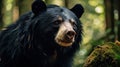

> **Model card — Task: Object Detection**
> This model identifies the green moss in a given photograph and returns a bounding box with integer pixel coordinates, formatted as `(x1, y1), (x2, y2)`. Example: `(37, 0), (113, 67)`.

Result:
(83, 42), (120, 67)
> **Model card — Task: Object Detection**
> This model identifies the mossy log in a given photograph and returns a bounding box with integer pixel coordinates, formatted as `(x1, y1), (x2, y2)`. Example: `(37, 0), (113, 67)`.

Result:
(83, 42), (120, 67)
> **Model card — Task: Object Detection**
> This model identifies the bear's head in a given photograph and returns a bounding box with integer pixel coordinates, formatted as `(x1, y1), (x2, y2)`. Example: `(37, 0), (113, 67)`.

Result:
(31, 0), (84, 47)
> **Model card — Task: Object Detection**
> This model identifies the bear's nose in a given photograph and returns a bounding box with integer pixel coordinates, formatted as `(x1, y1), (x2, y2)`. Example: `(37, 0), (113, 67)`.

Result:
(66, 31), (76, 39)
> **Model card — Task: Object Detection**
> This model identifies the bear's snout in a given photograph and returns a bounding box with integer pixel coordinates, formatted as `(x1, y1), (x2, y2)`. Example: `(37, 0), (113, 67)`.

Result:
(66, 30), (76, 41)
(55, 20), (76, 47)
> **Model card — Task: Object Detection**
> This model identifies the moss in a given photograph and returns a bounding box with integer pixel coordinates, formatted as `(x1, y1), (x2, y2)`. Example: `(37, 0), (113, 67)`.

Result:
(83, 42), (120, 67)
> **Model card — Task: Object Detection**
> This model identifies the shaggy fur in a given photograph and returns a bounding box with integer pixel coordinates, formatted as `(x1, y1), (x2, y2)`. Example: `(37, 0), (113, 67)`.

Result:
(0, 0), (84, 67)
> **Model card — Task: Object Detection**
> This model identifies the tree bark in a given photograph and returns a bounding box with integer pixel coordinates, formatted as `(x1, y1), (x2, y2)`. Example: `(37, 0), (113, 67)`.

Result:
(113, 0), (120, 41)
(0, 0), (4, 29)
(116, 0), (120, 41)
(104, 0), (115, 42)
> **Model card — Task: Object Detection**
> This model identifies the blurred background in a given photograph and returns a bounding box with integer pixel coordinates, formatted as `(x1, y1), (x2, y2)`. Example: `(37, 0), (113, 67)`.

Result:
(0, 0), (120, 67)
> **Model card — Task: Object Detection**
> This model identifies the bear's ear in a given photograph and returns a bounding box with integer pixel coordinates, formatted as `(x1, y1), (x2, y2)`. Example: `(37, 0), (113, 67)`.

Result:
(70, 4), (84, 18)
(32, 0), (46, 15)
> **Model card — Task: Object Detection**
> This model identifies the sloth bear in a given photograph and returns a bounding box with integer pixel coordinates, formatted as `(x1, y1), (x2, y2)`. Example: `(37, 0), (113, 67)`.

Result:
(0, 0), (84, 67)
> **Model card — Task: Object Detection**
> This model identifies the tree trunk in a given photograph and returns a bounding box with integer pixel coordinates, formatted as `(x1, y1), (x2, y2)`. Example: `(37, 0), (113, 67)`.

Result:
(104, 0), (115, 42)
(113, 0), (120, 41)
(116, 1), (120, 41)
(0, 0), (3, 29)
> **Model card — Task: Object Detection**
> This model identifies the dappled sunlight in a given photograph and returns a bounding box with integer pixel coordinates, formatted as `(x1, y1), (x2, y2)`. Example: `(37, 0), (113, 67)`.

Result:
(6, 0), (13, 11)
(88, 0), (98, 6)
(6, 4), (12, 11)
(95, 6), (104, 13)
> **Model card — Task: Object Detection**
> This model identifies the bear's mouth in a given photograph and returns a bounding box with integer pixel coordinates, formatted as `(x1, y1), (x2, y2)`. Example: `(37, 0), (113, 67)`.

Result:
(55, 37), (75, 47)
(58, 38), (74, 43)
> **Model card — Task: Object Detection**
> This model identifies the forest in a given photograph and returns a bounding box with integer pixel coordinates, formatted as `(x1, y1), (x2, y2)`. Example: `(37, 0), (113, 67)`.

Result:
(0, 0), (120, 67)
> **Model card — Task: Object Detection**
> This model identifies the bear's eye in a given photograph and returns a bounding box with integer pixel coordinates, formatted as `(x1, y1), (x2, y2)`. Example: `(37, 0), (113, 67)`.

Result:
(71, 21), (76, 26)
(54, 20), (62, 25)
(69, 19), (76, 27)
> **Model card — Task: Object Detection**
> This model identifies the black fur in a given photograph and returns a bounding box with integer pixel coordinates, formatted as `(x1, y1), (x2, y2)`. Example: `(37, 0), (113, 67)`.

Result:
(0, 1), (84, 67)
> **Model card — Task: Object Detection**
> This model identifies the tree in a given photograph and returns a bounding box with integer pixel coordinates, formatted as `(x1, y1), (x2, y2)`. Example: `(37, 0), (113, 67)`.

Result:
(104, 0), (115, 42)
(114, 0), (120, 41)
(0, 0), (4, 29)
